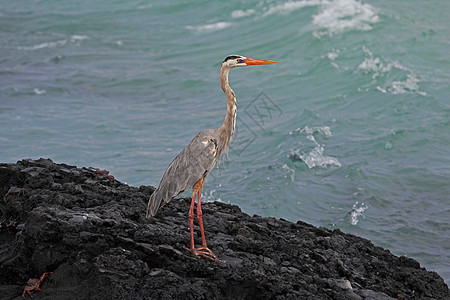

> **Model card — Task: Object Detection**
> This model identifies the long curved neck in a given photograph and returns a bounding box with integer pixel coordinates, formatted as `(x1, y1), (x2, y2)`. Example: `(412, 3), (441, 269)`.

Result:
(218, 65), (237, 153)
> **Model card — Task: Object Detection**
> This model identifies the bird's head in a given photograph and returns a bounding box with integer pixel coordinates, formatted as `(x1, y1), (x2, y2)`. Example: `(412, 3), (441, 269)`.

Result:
(222, 55), (277, 68)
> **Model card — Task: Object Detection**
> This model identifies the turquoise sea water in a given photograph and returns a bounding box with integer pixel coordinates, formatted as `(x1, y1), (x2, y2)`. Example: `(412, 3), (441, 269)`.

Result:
(1, 0), (449, 283)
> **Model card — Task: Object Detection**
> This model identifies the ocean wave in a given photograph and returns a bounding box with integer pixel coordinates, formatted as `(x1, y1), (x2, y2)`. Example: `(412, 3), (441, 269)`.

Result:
(312, 0), (379, 37)
(377, 74), (426, 96)
(350, 201), (368, 225)
(290, 125), (332, 138)
(281, 164), (295, 183)
(70, 35), (89, 42)
(231, 9), (256, 18)
(260, 0), (379, 37)
(18, 39), (67, 51)
(358, 47), (404, 77)
(295, 144), (341, 169)
(263, 0), (323, 16)
(186, 22), (232, 33)
(18, 35), (88, 51)
(358, 47), (427, 96)
(33, 88), (46, 95)
(289, 126), (341, 169)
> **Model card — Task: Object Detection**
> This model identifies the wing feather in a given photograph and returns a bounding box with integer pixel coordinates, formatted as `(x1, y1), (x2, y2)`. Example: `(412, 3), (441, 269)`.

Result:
(146, 130), (219, 217)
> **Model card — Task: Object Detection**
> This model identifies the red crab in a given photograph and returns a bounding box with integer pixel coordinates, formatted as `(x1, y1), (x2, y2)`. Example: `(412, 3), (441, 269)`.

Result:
(88, 167), (115, 183)
(22, 272), (52, 298)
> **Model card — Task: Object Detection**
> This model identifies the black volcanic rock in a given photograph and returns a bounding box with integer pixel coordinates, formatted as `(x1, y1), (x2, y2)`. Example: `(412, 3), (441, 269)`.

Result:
(0, 158), (448, 299)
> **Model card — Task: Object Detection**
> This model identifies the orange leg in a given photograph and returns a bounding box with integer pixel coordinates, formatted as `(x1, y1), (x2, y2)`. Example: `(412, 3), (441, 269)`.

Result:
(196, 190), (207, 248)
(183, 178), (223, 262)
(188, 189), (196, 250)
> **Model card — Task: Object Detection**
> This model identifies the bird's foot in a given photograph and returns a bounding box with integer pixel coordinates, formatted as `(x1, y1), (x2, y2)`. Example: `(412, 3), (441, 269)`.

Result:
(183, 245), (225, 262)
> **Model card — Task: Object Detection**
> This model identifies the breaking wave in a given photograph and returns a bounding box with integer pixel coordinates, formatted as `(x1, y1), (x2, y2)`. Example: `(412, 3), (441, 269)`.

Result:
(18, 35), (88, 51)
(350, 201), (368, 225)
(358, 47), (427, 96)
(260, 0), (379, 37)
(289, 126), (341, 169)
(312, 0), (379, 37)
(186, 22), (232, 33)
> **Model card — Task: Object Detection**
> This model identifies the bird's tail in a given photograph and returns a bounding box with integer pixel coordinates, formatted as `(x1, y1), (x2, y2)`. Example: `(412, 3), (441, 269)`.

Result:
(146, 189), (163, 218)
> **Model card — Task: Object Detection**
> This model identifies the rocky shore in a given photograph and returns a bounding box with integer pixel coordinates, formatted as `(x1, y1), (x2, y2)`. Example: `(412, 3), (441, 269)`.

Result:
(0, 159), (448, 299)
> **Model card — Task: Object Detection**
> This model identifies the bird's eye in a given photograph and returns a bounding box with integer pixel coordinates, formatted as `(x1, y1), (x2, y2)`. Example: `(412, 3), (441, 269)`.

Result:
(237, 59), (243, 63)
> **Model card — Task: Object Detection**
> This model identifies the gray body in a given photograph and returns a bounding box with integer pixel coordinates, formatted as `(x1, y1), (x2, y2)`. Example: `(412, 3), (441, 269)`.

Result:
(147, 129), (223, 215)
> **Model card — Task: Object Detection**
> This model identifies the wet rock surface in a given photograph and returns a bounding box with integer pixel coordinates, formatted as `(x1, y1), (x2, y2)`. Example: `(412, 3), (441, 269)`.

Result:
(0, 158), (448, 299)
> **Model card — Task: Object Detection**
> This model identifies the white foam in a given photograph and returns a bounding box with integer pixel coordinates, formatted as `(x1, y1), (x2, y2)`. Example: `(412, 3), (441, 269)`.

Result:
(70, 35), (88, 42)
(18, 39), (67, 51)
(312, 0), (379, 37)
(281, 164), (295, 183)
(18, 35), (88, 51)
(186, 22), (232, 32)
(298, 144), (341, 168)
(325, 51), (341, 69)
(205, 185), (222, 202)
(291, 125), (332, 138)
(358, 56), (392, 76)
(231, 9), (256, 18)
(263, 0), (323, 16)
(358, 47), (396, 78)
(33, 88), (46, 95)
(385, 141), (392, 150)
(290, 125), (341, 169)
(350, 201), (368, 225)
(259, 0), (378, 37)
(327, 52), (339, 61)
(389, 74), (427, 96)
(359, 47), (427, 96)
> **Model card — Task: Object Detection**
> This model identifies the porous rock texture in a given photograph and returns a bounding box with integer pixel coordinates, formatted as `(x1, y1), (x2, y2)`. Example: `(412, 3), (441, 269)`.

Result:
(0, 159), (448, 299)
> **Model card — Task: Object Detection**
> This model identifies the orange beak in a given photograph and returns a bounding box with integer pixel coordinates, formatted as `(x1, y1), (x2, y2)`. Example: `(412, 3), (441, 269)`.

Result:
(243, 58), (278, 65)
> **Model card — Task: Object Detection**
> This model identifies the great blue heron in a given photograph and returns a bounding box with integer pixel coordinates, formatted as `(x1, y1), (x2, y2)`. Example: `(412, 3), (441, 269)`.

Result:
(146, 55), (277, 261)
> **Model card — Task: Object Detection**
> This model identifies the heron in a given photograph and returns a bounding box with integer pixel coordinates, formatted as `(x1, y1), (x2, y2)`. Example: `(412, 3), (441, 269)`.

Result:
(146, 55), (277, 261)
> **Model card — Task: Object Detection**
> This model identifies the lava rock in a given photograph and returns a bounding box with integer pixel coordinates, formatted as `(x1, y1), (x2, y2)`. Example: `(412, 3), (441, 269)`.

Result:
(0, 158), (448, 299)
